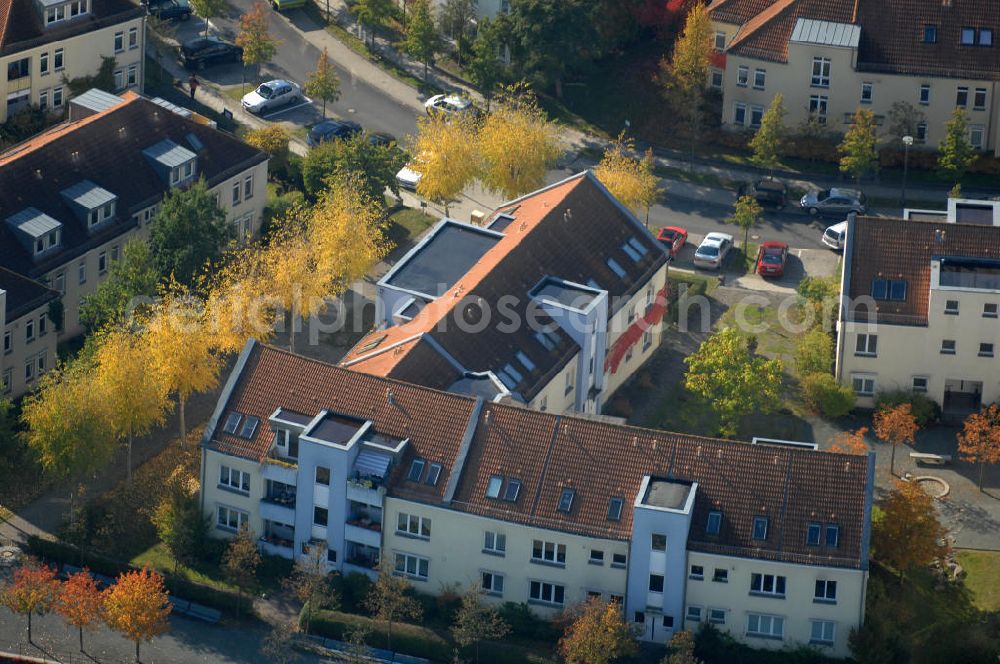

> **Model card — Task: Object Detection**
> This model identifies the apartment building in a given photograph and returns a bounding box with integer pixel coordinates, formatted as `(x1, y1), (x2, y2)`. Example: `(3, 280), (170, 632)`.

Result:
(0, 0), (146, 123)
(708, 0), (1000, 154)
(201, 340), (873, 656)
(836, 214), (1000, 415)
(0, 267), (59, 397)
(0, 89), (268, 386)
(340, 171), (670, 416)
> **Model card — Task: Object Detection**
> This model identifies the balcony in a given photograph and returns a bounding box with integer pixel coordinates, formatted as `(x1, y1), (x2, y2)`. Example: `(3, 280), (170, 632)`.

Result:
(260, 496), (295, 523)
(347, 477), (385, 508)
(262, 455), (297, 485)
(259, 534), (294, 559)
(344, 542), (380, 579)
(346, 523), (382, 549)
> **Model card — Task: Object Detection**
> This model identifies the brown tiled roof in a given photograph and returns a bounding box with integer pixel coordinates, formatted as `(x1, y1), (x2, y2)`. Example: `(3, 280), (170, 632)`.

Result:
(856, 0), (1000, 80)
(846, 216), (1000, 324)
(0, 265), (58, 320)
(0, 94), (267, 280)
(212, 342), (872, 569)
(725, 0), (855, 63)
(708, 0), (783, 26)
(343, 173), (667, 401)
(0, 0), (144, 55)
(208, 342), (480, 505)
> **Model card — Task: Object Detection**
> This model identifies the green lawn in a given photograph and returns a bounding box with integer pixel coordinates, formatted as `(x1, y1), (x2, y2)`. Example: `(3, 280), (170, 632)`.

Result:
(956, 549), (1000, 611)
(132, 542), (293, 597)
(386, 205), (436, 251)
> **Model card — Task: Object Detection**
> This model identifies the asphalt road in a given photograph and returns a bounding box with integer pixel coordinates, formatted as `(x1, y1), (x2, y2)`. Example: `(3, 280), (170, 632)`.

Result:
(172, 9), (888, 250)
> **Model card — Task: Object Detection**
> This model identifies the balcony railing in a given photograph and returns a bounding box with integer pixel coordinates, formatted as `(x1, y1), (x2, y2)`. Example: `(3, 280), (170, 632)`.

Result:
(347, 473), (385, 490)
(259, 533), (293, 549)
(266, 449), (297, 467)
(346, 517), (382, 532)
(261, 491), (296, 507)
(345, 555), (379, 570)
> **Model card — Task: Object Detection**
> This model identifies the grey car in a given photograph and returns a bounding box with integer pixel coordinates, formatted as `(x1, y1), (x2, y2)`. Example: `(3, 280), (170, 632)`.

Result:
(799, 188), (867, 216)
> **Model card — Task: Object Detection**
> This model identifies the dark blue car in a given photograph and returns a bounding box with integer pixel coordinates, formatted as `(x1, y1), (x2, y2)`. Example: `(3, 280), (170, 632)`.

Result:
(306, 120), (362, 147)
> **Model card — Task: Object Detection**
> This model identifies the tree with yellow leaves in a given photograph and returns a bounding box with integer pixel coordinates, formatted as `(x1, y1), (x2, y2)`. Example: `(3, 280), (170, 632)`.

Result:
(659, 3), (712, 162)
(204, 259), (279, 355)
(93, 325), (172, 482)
(412, 113), (480, 216)
(558, 597), (638, 664)
(957, 404), (1000, 492)
(102, 568), (172, 663)
(594, 134), (662, 227)
(145, 291), (222, 441)
(243, 125), (290, 176)
(478, 84), (561, 200)
(20, 358), (115, 479)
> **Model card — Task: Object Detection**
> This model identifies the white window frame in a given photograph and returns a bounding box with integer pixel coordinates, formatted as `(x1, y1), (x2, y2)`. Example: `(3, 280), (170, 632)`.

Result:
(39, 52), (49, 76)
(809, 95), (829, 124)
(714, 31), (726, 50)
(709, 608), (726, 625)
(244, 174), (254, 200)
(750, 572), (786, 597)
(2, 368), (11, 395)
(711, 70), (723, 89)
(129, 26), (139, 49)
(127, 63), (137, 87)
(919, 84), (930, 105)
(531, 539), (566, 566)
(815, 579), (837, 603)
(733, 102), (747, 126)
(736, 65), (749, 87)
(54, 50), (64, 72)
(851, 373), (876, 396)
(973, 88), (987, 110)
(912, 376), (929, 393)
(753, 68), (766, 90)
(114, 31), (124, 53)
(232, 181), (242, 206)
(811, 57), (831, 88)
(747, 613), (784, 639)
(219, 465), (250, 493)
(969, 125), (984, 149)
(855, 333), (877, 356)
(957, 86), (969, 107)
(686, 605), (702, 622)
(394, 552), (429, 580)
(483, 530), (506, 554)
(481, 571), (504, 595)
(216, 505), (249, 531)
(528, 580), (565, 606)
(861, 82), (873, 104)
(52, 86), (63, 107)
(396, 512), (431, 539)
(810, 620), (836, 645)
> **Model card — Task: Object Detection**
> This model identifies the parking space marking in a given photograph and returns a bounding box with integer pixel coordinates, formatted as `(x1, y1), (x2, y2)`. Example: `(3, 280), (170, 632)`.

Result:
(261, 97), (313, 119)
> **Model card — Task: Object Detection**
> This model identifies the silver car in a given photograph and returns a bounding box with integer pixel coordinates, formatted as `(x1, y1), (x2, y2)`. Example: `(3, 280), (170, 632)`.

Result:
(800, 188), (867, 217)
(693, 232), (734, 270)
(241, 79), (301, 115)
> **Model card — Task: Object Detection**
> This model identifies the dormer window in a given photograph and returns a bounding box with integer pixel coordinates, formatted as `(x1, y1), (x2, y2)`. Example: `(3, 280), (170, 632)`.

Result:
(43, 0), (89, 25)
(6, 208), (63, 259)
(61, 180), (117, 232)
(144, 139), (197, 188)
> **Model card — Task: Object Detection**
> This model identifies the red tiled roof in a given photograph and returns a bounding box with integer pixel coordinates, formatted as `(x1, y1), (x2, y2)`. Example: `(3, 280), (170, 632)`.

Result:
(343, 172), (666, 401)
(210, 342), (872, 569)
(725, 0), (855, 63)
(0, 0), (143, 53)
(846, 216), (1000, 324)
(708, 0), (782, 26)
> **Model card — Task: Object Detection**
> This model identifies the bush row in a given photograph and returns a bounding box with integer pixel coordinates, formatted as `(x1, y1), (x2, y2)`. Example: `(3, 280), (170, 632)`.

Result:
(25, 536), (243, 614)
(306, 608), (452, 662)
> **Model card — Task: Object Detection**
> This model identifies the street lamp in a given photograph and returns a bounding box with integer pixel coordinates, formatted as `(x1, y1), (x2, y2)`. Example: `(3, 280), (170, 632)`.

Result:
(901, 135), (914, 209)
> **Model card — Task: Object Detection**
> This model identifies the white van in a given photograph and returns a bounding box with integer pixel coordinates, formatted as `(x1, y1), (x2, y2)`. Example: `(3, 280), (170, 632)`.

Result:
(822, 219), (849, 251)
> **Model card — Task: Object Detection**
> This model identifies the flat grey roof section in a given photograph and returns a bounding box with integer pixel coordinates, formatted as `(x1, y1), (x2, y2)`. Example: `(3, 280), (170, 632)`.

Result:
(531, 277), (600, 310)
(384, 221), (501, 297)
(644, 479), (693, 510)
(449, 373), (504, 400)
(6, 208), (61, 238)
(151, 97), (193, 119)
(955, 204), (996, 226)
(274, 408), (313, 426)
(61, 180), (116, 209)
(310, 414), (364, 446)
(143, 139), (196, 168)
(71, 89), (124, 114)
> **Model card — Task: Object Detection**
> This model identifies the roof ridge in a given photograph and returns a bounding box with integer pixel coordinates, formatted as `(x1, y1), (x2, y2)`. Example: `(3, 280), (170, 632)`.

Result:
(728, 0), (799, 50)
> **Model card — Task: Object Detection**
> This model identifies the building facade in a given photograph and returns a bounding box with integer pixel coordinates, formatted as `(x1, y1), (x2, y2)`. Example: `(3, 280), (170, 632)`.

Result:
(836, 214), (1000, 414)
(341, 172), (670, 417)
(0, 89), (268, 393)
(0, 267), (59, 397)
(201, 340), (874, 657)
(0, 0), (146, 123)
(708, 0), (1000, 154)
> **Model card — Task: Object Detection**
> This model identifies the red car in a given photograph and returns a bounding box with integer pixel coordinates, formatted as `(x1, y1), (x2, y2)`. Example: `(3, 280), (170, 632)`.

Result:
(756, 241), (789, 277)
(656, 226), (688, 259)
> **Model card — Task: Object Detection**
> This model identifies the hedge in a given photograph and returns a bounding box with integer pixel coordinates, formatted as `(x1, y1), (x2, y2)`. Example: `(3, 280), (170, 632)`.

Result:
(25, 536), (242, 614)
(874, 390), (941, 426)
(305, 608), (452, 662)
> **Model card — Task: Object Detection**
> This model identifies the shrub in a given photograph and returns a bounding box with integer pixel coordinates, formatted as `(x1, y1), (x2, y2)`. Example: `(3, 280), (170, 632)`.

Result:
(306, 608), (451, 660)
(340, 571), (373, 613)
(874, 390), (941, 426)
(795, 328), (834, 376)
(801, 373), (855, 418)
(797, 275), (840, 304)
(498, 602), (559, 641)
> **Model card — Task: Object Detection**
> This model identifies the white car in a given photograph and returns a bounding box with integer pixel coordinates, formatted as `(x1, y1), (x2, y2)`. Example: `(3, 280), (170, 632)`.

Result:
(395, 163), (423, 191)
(822, 219), (849, 251)
(424, 94), (474, 117)
(241, 79), (301, 114)
(693, 232), (734, 270)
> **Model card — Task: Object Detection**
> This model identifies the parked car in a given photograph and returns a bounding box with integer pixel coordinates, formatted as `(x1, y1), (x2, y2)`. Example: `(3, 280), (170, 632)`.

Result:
(368, 132), (396, 147)
(149, 0), (191, 20)
(738, 178), (787, 208)
(271, 0), (305, 9)
(306, 120), (362, 146)
(656, 226), (688, 259)
(396, 163), (423, 191)
(693, 232), (733, 270)
(756, 241), (789, 277)
(800, 187), (867, 216)
(241, 80), (301, 115)
(424, 94), (475, 117)
(181, 37), (243, 70)
(822, 219), (849, 251)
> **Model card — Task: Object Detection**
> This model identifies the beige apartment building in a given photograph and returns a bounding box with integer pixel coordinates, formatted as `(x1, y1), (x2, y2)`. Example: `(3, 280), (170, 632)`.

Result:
(0, 0), (146, 123)
(200, 340), (874, 657)
(0, 89), (268, 397)
(708, 0), (1000, 154)
(836, 214), (1000, 415)
(1, 267), (59, 397)
(340, 172), (670, 417)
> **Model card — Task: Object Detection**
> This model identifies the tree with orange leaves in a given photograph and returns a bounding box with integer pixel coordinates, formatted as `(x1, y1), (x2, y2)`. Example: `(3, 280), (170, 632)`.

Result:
(872, 479), (947, 579)
(831, 427), (869, 455)
(558, 597), (638, 664)
(102, 568), (172, 663)
(874, 403), (919, 476)
(957, 404), (1000, 492)
(0, 561), (60, 643)
(56, 569), (103, 652)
